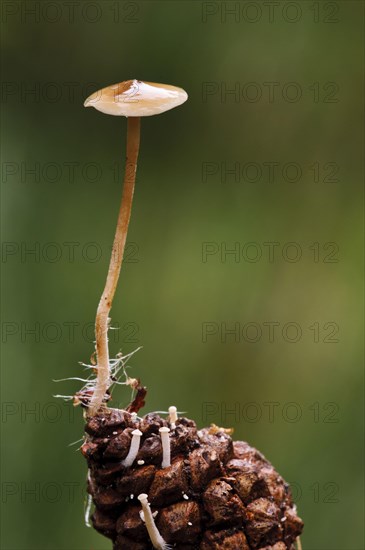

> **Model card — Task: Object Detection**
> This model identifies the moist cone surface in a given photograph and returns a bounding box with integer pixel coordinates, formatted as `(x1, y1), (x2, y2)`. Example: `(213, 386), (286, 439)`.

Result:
(82, 408), (303, 549)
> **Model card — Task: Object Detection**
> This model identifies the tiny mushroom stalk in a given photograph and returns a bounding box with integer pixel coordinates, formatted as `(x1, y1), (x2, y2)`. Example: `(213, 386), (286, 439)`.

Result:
(122, 428), (142, 468)
(137, 493), (170, 550)
(84, 80), (188, 416)
(168, 405), (178, 428)
(159, 426), (171, 468)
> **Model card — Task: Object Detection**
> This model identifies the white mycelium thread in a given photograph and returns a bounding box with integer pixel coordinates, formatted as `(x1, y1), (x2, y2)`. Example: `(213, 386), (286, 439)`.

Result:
(168, 406), (178, 429)
(122, 429), (142, 468)
(84, 494), (93, 527)
(137, 493), (170, 549)
(159, 427), (171, 468)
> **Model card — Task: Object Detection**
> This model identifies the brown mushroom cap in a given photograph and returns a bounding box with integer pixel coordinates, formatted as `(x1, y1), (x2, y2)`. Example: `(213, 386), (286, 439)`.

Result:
(84, 79), (188, 117)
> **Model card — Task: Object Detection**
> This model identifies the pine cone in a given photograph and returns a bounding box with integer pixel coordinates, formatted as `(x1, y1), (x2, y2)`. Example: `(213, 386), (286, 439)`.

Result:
(81, 408), (303, 549)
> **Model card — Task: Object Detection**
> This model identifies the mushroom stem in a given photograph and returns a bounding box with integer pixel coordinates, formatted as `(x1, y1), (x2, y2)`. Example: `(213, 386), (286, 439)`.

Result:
(122, 428), (142, 468)
(89, 117), (141, 416)
(168, 406), (178, 428)
(138, 493), (170, 549)
(159, 427), (171, 468)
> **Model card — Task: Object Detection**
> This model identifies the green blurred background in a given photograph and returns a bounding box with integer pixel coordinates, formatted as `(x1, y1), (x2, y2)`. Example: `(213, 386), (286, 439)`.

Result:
(1, 1), (364, 549)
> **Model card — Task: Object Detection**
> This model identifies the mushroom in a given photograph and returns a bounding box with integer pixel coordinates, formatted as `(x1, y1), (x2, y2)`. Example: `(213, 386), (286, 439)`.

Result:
(122, 428), (142, 468)
(137, 493), (170, 549)
(84, 79), (188, 116)
(84, 80), (188, 416)
(168, 405), (178, 428)
(159, 426), (171, 468)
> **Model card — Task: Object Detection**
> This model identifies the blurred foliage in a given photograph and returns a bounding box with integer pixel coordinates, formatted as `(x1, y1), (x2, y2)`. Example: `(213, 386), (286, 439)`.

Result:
(1, 1), (364, 549)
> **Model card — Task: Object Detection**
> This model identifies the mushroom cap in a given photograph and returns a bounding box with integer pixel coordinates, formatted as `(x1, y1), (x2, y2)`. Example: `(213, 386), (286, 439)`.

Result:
(159, 427), (170, 434)
(84, 79), (188, 117)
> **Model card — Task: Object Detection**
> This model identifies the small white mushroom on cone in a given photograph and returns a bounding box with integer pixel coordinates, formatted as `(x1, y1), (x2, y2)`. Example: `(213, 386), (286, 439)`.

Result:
(168, 406), (178, 428)
(122, 429), (142, 468)
(137, 493), (170, 550)
(159, 426), (171, 468)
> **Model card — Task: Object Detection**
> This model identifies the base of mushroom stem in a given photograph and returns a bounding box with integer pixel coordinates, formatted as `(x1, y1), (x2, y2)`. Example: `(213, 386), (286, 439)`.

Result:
(81, 407), (303, 550)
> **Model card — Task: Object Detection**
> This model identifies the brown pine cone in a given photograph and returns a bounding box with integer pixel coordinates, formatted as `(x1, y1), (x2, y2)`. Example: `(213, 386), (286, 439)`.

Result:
(81, 408), (303, 549)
